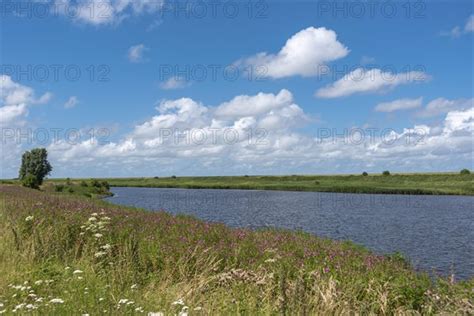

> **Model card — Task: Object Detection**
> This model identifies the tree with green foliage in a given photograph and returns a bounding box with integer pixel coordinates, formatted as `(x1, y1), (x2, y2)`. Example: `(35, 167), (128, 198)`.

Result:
(382, 170), (390, 176)
(362, 172), (368, 176)
(19, 148), (52, 189)
(460, 169), (471, 175)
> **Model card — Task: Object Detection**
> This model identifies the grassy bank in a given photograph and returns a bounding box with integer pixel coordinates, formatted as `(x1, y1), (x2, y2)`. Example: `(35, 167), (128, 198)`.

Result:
(47, 173), (474, 195)
(1, 178), (114, 198)
(0, 185), (472, 314)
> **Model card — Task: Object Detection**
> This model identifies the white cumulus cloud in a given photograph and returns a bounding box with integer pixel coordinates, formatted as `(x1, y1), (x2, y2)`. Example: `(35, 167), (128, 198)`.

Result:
(215, 89), (296, 118)
(0, 75), (51, 126)
(443, 108), (474, 133)
(315, 68), (430, 98)
(236, 27), (349, 79)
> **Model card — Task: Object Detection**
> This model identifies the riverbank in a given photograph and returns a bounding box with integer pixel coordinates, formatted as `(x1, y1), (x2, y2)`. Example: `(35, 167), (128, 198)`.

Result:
(0, 185), (472, 314)
(45, 173), (474, 195)
(1, 178), (114, 198)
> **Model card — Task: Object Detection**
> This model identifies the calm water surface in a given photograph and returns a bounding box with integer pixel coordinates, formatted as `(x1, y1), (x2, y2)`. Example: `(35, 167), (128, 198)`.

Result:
(106, 187), (474, 279)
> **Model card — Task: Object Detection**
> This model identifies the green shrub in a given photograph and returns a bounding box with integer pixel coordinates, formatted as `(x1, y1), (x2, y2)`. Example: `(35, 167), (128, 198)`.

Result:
(382, 170), (391, 176)
(171, 175), (177, 179)
(91, 179), (101, 187)
(80, 180), (88, 187)
(460, 169), (471, 175)
(67, 187), (74, 193)
(101, 181), (110, 190)
(54, 184), (65, 192)
(362, 172), (368, 176)
(21, 174), (40, 189)
(66, 177), (72, 185)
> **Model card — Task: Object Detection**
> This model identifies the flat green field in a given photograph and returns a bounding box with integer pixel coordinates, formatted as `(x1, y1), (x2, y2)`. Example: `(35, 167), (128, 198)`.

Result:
(4, 172), (472, 195)
(62, 173), (474, 195)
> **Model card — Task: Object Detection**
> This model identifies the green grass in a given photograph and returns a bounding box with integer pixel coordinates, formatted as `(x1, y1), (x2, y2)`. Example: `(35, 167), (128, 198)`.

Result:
(0, 185), (473, 314)
(42, 172), (474, 195)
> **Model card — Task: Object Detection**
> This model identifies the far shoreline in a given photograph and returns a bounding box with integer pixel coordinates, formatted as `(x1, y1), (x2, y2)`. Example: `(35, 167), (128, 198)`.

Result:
(34, 172), (474, 196)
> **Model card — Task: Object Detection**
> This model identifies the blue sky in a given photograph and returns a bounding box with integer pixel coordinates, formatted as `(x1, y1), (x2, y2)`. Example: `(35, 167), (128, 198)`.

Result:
(1, 0), (473, 178)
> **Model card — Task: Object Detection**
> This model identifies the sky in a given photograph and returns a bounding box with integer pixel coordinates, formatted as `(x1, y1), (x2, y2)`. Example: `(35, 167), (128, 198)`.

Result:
(1, 0), (473, 178)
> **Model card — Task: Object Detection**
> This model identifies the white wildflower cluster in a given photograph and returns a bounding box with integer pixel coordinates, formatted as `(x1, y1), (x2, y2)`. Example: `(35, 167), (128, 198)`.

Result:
(81, 212), (110, 235)
(70, 269), (85, 280)
(80, 211), (113, 259)
(116, 298), (146, 313)
(6, 280), (56, 313)
(172, 298), (190, 316)
(94, 251), (108, 258)
(147, 298), (200, 316)
(25, 215), (34, 222)
(12, 303), (34, 313)
(101, 244), (112, 250)
(172, 298), (185, 306)
(49, 298), (64, 304)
